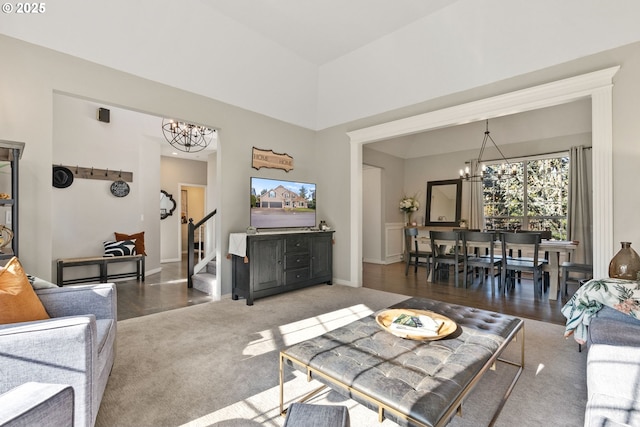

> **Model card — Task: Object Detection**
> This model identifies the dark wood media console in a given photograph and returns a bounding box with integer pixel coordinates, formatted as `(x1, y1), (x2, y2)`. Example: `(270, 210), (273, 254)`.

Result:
(232, 231), (334, 305)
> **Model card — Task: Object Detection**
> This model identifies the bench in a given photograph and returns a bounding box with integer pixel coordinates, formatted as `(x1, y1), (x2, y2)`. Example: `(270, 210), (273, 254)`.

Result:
(56, 255), (145, 286)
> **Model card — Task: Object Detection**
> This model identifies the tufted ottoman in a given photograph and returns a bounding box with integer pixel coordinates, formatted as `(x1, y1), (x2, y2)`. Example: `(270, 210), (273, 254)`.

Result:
(279, 297), (524, 427)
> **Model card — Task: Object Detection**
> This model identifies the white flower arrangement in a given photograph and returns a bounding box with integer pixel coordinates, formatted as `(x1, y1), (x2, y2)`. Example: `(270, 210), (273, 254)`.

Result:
(399, 195), (420, 213)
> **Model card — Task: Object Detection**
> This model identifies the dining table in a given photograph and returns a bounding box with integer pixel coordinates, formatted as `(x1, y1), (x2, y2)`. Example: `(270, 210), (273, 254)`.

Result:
(417, 235), (577, 300)
(538, 240), (577, 299)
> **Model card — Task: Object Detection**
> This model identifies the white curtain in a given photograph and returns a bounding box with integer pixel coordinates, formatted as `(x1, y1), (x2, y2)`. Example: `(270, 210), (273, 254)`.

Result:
(568, 146), (592, 264)
(469, 159), (484, 230)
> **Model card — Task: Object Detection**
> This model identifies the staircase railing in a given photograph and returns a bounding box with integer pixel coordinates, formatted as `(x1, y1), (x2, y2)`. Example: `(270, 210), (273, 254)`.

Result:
(187, 209), (217, 288)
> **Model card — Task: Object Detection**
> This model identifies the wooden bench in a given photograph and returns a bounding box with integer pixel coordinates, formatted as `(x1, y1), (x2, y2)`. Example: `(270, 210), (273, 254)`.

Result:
(57, 255), (145, 286)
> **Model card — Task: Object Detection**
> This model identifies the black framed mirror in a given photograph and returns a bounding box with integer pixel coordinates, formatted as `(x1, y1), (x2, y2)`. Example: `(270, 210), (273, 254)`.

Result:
(160, 190), (177, 220)
(425, 179), (462, 226)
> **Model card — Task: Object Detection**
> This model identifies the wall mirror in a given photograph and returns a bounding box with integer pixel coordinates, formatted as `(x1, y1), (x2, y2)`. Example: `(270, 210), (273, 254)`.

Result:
(425, 179), (462, 226)
(160, 190), (177, 220)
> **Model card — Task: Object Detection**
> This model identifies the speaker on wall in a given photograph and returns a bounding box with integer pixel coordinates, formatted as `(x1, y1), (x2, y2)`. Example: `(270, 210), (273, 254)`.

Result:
(97, 107), (110, 123)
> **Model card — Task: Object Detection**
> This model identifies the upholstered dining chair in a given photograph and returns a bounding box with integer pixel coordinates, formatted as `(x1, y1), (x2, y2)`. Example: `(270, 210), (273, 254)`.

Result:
(429, 230), (464, 285)
(404, 228), (431, 278)
(461, 231), (501, 294)
(500, 231), (547, 298)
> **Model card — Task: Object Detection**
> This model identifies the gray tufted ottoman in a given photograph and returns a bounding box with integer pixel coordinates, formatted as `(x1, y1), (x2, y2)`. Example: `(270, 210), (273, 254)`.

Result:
(279, 297), (524, 427)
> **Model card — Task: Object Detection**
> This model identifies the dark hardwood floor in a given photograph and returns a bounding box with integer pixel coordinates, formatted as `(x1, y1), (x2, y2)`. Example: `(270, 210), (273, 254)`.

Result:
(363, 261), (573, 325)
(115, 256), (212, 321)
(114, 256), (573, 325)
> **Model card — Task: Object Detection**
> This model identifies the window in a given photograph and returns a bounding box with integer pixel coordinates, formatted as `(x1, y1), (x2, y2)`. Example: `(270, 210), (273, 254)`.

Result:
(482, 154), (569, 239)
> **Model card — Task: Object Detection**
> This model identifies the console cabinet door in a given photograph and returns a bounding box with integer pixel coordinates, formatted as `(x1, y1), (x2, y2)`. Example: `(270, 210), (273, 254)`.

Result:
(311, 233), (333, 279)
(250, 237), (283, 291)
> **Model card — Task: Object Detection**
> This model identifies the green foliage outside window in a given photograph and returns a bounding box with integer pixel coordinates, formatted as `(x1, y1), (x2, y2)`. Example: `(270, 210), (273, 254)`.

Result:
(482, 156), (569, 240)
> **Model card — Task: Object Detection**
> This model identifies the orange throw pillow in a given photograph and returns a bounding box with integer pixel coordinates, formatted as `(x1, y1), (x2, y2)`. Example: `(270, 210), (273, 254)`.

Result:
(115, 231), (146, 256)
(0, 257), (50, 324)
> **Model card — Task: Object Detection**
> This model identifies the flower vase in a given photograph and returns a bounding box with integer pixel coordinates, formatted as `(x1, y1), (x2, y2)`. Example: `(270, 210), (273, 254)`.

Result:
(609, 242), (640, 280)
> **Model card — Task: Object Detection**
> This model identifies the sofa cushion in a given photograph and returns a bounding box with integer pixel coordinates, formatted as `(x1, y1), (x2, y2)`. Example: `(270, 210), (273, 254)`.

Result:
(0, 382), (75, 427)
(0, 257), (50, 324)
(585, 392), (640, 427)
(27, 275), (59, 290)
(587, 343), (640, 426)
(589, 306), (640, 347)
(115, 231), (146, 256)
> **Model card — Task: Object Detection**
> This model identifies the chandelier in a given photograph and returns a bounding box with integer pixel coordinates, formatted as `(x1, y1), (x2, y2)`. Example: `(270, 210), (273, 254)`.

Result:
(459, 119), (516, 181)
(162, 119), (215, 153)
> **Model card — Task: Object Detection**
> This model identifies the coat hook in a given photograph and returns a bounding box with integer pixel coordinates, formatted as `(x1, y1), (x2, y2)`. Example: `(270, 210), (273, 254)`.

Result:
(118, 170), (122, 178)
(91, 167), (94, 176)
(75, 165), (79, 174)
(105, 168), (109, 177)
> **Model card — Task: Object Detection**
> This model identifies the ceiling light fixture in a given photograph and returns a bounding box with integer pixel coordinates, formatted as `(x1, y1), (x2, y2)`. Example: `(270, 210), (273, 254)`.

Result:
(459, 119), (516, 181)
(162, 119), (215, 153)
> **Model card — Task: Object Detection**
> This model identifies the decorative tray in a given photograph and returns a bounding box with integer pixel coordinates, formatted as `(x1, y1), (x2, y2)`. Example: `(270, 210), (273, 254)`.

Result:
(375, 308), (457, 341)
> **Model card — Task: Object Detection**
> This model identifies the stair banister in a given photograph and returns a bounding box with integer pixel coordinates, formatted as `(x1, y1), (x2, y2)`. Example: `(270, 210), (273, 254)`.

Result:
(188, 209), (217, 288)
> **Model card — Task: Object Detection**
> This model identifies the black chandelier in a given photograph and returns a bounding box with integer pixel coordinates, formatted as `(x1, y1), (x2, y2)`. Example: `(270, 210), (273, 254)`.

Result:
(162, 119), (215, 153)
(459, 119), (516, 181)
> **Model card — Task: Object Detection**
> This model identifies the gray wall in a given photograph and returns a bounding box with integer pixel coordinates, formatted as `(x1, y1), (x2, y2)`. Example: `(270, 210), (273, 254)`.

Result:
(0, 35), (317, 296)
(3, 33), (640, 292)
(160, 157), (207, 262)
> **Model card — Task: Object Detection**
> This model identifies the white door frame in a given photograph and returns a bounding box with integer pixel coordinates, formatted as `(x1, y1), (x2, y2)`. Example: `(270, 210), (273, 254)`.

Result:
(348, 66), (619, 286)
(178, 183), (207, 255)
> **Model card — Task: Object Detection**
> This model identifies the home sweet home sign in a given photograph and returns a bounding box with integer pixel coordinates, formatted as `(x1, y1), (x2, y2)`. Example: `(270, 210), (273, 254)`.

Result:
(252, 147), (294, 172)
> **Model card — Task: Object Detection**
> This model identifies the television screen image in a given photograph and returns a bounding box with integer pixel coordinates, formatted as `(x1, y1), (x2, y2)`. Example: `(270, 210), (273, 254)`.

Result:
(250, 177), (316, 229)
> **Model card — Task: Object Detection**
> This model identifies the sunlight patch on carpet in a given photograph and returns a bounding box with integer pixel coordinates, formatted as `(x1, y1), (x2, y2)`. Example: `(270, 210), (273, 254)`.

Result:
(177, 370), (391, 427)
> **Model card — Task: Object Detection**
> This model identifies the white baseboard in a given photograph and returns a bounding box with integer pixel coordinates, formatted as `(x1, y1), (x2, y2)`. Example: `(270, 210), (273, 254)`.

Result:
(145, 267), (162, 276)
(332, 278), (361, 287)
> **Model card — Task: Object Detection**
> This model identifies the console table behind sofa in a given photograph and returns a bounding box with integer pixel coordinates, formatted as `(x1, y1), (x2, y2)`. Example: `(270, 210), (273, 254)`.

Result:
(57, 255), (145, 286)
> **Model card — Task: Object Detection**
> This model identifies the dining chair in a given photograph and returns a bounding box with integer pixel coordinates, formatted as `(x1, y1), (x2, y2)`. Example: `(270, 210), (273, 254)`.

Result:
(461, 231), (501, 294)
(500, 231), (546, 298)
(513, 230), (551, 286)
(429, 230), (464, 285)
(404, 227), (431, 277)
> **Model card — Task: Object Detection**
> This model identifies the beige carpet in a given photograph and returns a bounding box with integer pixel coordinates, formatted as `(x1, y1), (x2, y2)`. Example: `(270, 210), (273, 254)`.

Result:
(97, 285), (587, 427)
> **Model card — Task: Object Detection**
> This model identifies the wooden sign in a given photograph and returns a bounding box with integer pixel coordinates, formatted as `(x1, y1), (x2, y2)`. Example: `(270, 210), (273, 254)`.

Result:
(252, 147), (294, 172)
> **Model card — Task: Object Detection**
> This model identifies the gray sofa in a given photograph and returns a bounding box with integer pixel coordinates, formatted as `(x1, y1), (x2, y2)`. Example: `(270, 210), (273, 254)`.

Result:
(0, 283), (117, 427)
(0, 382), (75, 427)
(585, 306), (640, 427)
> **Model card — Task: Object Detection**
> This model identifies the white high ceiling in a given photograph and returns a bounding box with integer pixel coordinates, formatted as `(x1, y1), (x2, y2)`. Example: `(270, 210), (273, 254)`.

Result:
(2, 0), (640, 143)
(204, 0), (459, 65)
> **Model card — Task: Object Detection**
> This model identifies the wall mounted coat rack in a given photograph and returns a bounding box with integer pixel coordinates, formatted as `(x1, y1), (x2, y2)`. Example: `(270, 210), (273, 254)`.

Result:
(54, 165), (133, 182)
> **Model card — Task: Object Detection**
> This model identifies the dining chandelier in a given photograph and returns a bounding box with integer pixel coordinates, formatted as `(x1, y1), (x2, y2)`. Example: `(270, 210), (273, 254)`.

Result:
(162, 119), (215, 153)
(459, 119), (516, 181)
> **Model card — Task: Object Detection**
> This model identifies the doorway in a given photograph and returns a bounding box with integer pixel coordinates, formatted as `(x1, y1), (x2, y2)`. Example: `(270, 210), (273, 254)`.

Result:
(348, 67), (618, 285)
(362, 165), (384, 263)
(179, 184), (206, 255)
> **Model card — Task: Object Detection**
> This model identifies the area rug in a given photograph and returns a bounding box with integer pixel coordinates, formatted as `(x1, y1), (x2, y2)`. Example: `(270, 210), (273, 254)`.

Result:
(96, 285), (587, 427)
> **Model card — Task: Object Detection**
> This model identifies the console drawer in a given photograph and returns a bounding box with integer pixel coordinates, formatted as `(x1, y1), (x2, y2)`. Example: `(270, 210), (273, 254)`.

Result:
(285, 253), (310, 270)
(285, 235), (309, 252)
(284, 267), (311, 285)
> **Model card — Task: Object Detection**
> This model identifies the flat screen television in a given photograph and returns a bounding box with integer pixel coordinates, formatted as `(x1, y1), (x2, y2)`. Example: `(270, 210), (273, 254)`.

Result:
(250, 177), (316, 229)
